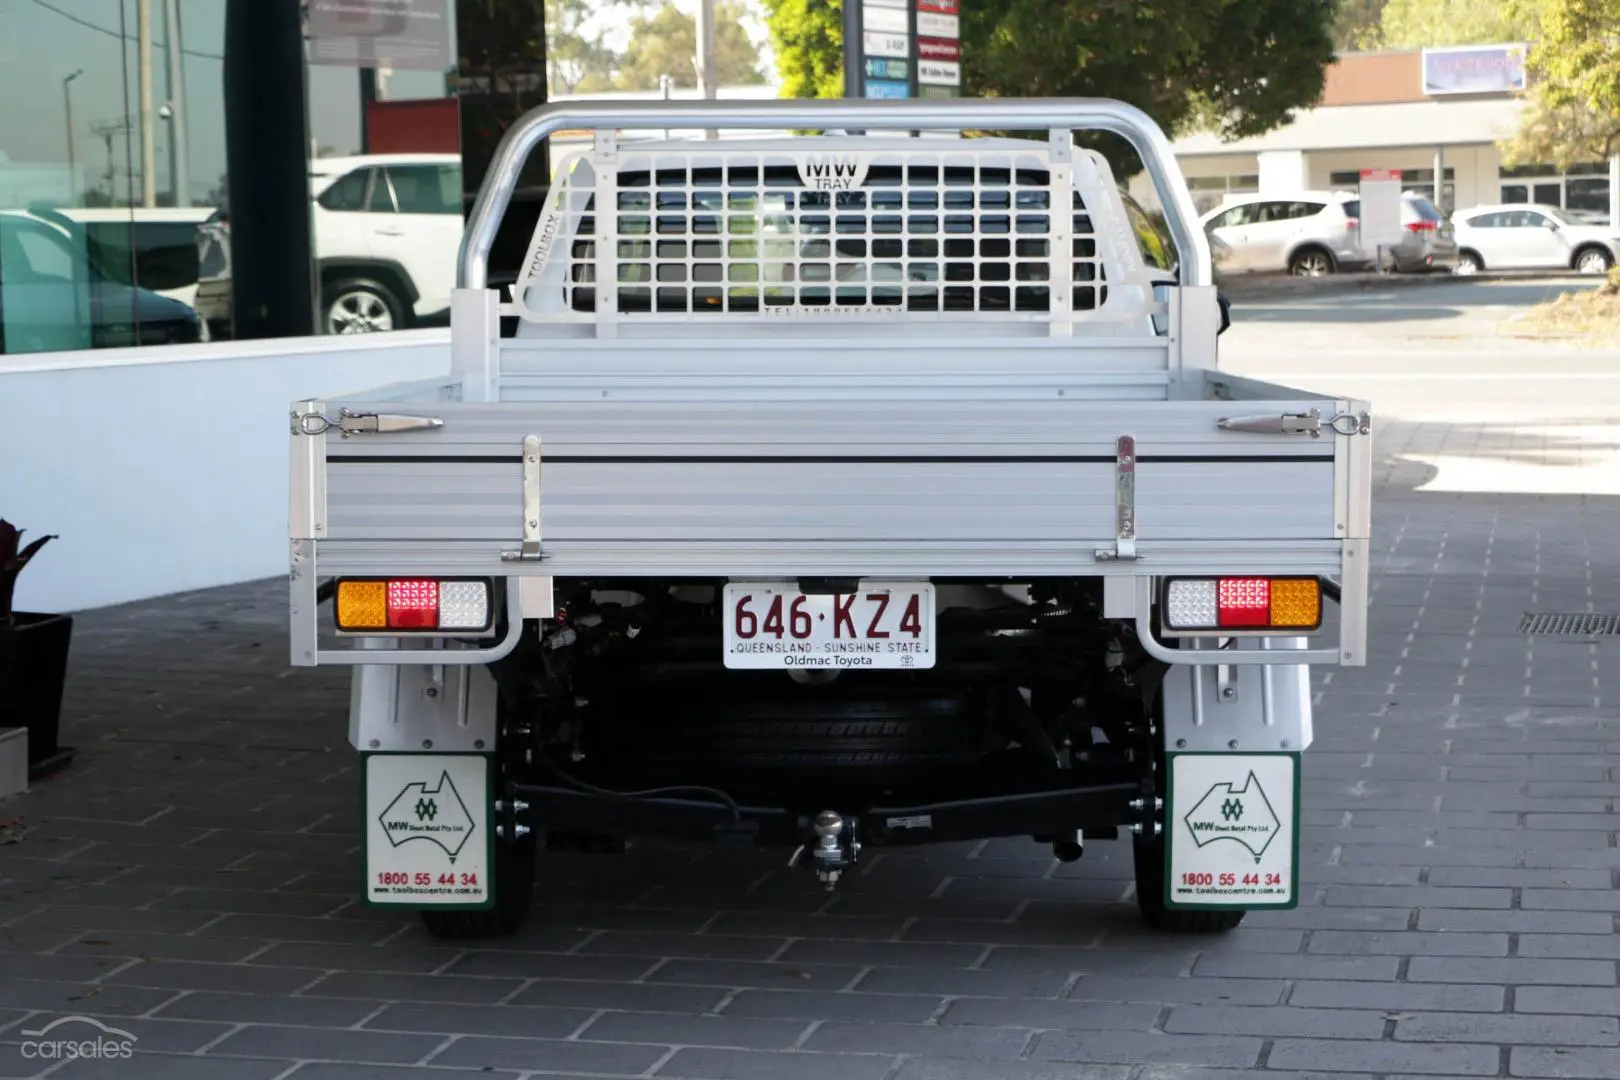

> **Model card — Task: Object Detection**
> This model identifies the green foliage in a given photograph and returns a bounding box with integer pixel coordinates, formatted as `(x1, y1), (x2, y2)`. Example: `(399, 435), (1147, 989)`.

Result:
(546, 0), (626, 94)
(1334, 0), (1391, 51)
(759, 0), (846, 99)
(760, 0), (1336, 170)
(1376, 0), (1538, 48)
(1498, 0), (1620, 168)
(616, 1), (766, 90)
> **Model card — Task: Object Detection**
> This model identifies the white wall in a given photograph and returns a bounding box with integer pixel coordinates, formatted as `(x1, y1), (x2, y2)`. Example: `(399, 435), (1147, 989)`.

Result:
(0, 331), (451, 614)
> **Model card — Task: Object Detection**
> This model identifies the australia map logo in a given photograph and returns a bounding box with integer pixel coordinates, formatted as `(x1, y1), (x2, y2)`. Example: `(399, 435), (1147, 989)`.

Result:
(378, 771), (475, 862)
(1183, 771), (1281, 862)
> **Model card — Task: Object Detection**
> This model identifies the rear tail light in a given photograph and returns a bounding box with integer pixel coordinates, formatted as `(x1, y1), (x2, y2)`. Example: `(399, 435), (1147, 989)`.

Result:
(1345, 217), (1359, 230)
(1162, 577), (1322, 634)
(335, 578), (493, 633)
(1407, 220), (1438, 233)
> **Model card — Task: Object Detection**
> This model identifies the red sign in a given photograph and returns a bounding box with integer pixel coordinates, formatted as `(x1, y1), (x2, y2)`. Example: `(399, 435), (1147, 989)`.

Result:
(917, 36), (960, 61)
(917, 0), (958, 13)
(1359, 169), (1401, 182)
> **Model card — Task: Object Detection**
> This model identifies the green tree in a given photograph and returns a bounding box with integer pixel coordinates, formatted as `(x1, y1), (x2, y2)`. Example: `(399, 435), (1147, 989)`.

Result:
(1376, 0), (1537, 47)
(1334, 0), (1392, 51)
(1499, 0), (1620, 166)
(615, 0), (766, 90)
(759, 0), (845, 100)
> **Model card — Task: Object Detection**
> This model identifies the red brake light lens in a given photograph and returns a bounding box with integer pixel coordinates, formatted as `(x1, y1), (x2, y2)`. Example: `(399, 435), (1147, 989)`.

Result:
(387, 579), (439, 628)
(1217, 578), (1270, 628)
(1407, 220), (1438, 232)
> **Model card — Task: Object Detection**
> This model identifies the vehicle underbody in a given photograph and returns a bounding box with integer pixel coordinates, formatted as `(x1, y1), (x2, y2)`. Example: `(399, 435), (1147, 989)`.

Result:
(488, 579), (1170, 874)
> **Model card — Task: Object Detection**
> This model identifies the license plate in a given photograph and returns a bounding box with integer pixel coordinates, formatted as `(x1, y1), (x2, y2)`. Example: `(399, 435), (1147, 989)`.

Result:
(722, 581), (935, 670)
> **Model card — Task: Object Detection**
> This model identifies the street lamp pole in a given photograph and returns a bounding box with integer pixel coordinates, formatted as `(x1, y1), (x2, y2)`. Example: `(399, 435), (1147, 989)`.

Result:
(163, 0), (190, 207)
(63, 69), (83, 202)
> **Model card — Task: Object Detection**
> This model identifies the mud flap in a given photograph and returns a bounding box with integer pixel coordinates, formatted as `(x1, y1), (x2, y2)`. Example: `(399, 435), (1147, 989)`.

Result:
(1164, 751), (1300, 911)
(362, 752), (494, 910)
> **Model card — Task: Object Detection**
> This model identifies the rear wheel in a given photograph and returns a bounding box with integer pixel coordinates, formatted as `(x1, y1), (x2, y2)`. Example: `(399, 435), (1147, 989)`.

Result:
(1575, 246), (1614, 275)
(1454, 250), (1483, 276)
(1133, 825), (1247, 933)
(1287, 247), (1334, 277)
(323, 277), (405, 334)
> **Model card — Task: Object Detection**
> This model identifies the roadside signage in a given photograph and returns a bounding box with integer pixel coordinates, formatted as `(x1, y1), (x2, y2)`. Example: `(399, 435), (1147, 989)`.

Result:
(845, 0), (962, 101)
(1358, 168), (1405, 248)
(863, 30), (911, 58)
(864, 78), (912, 99)
(863, 5), (908, 33)
(865, 57), (909, 81)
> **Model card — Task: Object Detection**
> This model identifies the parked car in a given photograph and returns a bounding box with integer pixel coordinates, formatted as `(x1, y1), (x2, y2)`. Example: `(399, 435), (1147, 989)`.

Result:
(1201, 190), (1456, 276)
(194, 152), (464, 337)
(1450, 203), (1620, 275)
(0, 209), (205, 354)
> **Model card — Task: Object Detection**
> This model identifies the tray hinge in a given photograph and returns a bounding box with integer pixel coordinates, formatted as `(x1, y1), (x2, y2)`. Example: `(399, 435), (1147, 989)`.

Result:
(1094, 434), (1139, 563)
(1216, 408), (1371, 438)
(501, 435), (547, 562)
(292, 408), (444, 438)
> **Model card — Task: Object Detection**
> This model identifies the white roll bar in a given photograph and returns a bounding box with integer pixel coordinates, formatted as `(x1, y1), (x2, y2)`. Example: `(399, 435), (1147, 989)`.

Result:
(457, 97), (1213, 292)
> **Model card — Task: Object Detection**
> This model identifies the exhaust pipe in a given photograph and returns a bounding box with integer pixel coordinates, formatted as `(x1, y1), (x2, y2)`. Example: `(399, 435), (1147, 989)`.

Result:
(1052, 829), (1084, 863)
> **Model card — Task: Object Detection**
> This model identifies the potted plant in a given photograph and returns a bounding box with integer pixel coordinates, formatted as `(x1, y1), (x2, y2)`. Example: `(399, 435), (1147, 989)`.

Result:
(0, 520), (73, 776)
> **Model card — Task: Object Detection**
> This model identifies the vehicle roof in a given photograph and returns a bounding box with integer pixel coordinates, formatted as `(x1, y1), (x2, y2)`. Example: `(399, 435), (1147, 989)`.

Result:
(310, 152), (462, 173)
(1455, 203), (1564, 216)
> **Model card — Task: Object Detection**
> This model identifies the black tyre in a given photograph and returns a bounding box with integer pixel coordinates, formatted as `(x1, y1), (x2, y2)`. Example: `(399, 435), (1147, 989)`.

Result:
(1132, 825), (1246, 933)
(1574, 245), (1614, 275)
(419, 827), (537, 939)
(1287, 246), (1335, 277)
(323, 277), (406, 334)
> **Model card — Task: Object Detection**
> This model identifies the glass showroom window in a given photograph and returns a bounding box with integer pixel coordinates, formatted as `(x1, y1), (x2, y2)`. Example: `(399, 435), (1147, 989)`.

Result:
(0, 0), (225, 355)
(1500, 163), (1611, 223)
(1186, 174), (1261, 213)
(1329, 168), (1456, 211)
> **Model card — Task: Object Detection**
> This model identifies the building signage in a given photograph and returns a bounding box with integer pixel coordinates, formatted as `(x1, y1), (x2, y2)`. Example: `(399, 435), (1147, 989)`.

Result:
(917, 12), (960, 37)
(308, 0), (452, 71)
(1422, 43), (1527, 96)
(865, 57), (910, 80)
(918, 0), (959, 12)
(865, 79), (912, 99)
(863, 31), (911, 59)
(863, 5), (909, 34)
(918, 59), (961, 87)
(917, 37), (961, 61)
(919, 84), (960, 99)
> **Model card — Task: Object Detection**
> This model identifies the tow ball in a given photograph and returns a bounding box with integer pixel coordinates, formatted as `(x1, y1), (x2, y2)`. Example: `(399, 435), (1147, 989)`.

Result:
(788, 810), (861, 891)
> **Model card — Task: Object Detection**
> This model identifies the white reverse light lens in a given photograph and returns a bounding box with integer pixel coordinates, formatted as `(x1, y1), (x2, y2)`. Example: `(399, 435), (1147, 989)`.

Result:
(1165, 580), (1218, 630)
(437, 581), (491, 630)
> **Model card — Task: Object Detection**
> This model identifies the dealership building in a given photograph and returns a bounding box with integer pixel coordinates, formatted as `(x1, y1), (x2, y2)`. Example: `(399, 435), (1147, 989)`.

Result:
(1132, 44), (1620, 224)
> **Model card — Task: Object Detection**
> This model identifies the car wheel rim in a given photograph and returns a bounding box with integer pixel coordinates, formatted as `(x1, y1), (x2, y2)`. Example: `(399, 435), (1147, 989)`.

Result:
(328, 291), (394, 333)
(1577, 252), (1609, 274)
(1454, 259), (1477, 276)
(1292, 254), (1328, 276)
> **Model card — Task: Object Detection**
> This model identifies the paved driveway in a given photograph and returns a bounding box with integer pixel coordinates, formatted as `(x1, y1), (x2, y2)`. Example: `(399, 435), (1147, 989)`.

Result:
(4, 289), (1620, 1078)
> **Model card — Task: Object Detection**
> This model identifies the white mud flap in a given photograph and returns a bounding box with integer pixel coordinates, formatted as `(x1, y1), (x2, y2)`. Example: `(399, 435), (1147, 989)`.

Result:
(1165, 752), (1300, 910)
(362, 753), (493, 910)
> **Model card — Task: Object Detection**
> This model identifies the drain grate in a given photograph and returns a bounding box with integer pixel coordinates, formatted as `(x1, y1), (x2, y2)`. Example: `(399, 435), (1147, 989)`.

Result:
(1520, 613), (1620, 636)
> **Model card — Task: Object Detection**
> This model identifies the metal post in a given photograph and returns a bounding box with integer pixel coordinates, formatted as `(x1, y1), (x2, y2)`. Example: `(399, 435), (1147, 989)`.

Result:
(1433, 146), (1445, 213)
(843, 0), (862, 100)
(1610, 151), (1619, 230)
(138, 0), (157, 207)
(163, 0), (190, 207)
(696, 0), (717, 139)
(62, 70), (82, 203)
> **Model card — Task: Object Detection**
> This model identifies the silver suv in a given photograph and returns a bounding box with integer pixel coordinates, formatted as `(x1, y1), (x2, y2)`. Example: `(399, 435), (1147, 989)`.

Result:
(1202, 190), (1457, 276)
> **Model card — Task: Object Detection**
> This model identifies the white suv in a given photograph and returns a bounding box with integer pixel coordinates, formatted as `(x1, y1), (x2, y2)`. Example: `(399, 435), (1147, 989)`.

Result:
(310, 153), (464, 333)
(1201, 192), (1374, 277)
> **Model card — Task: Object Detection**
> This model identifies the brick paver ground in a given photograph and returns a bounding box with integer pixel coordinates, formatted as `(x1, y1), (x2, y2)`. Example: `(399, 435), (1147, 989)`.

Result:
(4, 417), (1620, 1079)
